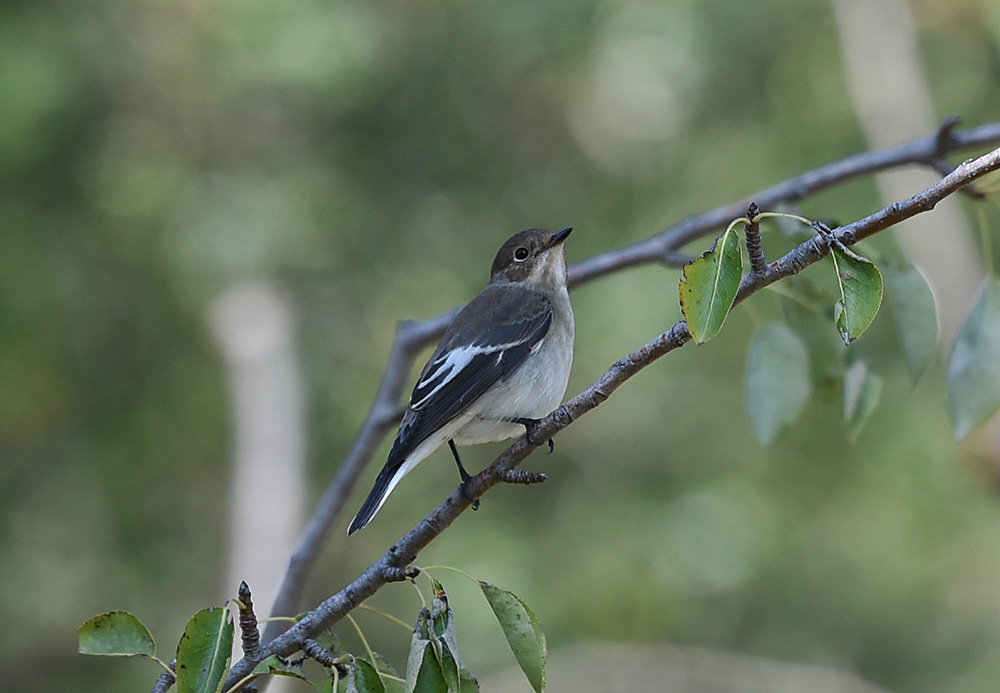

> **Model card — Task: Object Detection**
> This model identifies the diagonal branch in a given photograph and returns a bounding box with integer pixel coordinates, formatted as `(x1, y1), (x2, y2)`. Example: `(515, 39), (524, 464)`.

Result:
(566, 118), (1000, 283)
(262, 119), (1000, 645)
(223, 140), (1000, 692)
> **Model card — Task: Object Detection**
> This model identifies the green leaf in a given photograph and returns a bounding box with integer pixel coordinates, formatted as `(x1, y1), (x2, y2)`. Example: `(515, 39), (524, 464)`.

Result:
(175, 607), (234, 693)
(250, 655), (287, 676)
(365, 652), (404, 693)
(884, 263), (938, 382)
(251, 654), (312, 683)
(479, 582), (546, 693)
(429, 579), (448, 639)
(455, 667), (479, 693)
(830, 243), (883, 344)
(430, 596), (458, 691)
(947, 278), (1000, 440)
(313, 630), (348, 658)
(428, 583), (479, 693)
(843, 358), (883, 442)
(377, 673), (405, 693)
(679, 226), (743, 344)
(745, 323), (811, 445)
(250, 655), (335, 693)
(405, 634), (448, 693)
(346, 657), (386, 693)
(77, 611), (155, 657)
(253, 654), (337, 693)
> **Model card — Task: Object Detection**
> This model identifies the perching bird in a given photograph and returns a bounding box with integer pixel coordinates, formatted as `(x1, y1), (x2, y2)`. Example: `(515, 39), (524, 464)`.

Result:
(348, 227), (575, 535)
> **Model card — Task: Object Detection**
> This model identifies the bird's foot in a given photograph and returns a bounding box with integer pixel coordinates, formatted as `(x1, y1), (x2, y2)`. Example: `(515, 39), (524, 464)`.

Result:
(461, 478), (481, 511)
(513, 417), (554, 453)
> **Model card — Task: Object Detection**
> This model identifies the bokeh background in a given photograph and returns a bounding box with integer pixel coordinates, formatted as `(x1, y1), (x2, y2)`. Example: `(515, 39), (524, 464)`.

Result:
(4, 0), (1000, 691)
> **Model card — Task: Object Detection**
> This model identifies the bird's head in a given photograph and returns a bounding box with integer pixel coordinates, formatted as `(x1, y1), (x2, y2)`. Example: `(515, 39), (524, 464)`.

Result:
(489, 227), (572, 288)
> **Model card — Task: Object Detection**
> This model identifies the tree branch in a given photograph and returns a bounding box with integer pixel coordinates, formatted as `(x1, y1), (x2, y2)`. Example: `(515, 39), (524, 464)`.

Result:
(221, 137), (1000, 692)
(566, 118), (1000, 284)
(261, 119), (1000, 645)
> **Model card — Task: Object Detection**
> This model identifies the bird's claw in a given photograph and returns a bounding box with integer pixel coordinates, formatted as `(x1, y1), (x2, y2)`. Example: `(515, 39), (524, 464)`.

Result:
(460, 480), (480, 511)
(514, 417), (555, 453)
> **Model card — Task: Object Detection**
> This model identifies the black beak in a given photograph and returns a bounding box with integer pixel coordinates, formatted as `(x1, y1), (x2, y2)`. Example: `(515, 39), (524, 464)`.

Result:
(547, 227), (572, 248)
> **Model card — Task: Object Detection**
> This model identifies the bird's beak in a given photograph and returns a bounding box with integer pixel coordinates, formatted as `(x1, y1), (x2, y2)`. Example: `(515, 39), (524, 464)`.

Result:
(545, 227), (573, 249)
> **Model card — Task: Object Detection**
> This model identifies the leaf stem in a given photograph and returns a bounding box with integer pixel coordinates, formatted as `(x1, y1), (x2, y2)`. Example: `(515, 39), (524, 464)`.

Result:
(345, 614), (379, 672)
(149, 656), (173, 676)
(357, 604), (413, 631)
(420, 565), (480, 585)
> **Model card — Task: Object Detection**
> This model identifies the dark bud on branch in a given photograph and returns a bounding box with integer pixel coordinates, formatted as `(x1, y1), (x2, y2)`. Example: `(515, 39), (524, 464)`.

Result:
(237, 581), (261, 660)
(745, 202), (765, 275)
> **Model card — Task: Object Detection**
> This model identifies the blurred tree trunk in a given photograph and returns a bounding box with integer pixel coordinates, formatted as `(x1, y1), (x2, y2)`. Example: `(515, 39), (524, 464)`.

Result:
(831, 0), (1000, 473)
(831, 0), (982, 344)
(210, 282), (306, 693)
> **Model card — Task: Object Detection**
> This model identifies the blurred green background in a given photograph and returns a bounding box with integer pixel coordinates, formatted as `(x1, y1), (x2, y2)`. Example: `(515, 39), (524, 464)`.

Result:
(4, 0), (1000, 690)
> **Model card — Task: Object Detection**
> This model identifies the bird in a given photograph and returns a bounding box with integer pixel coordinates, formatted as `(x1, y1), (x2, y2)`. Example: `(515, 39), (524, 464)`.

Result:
(348, 227), (575, 535)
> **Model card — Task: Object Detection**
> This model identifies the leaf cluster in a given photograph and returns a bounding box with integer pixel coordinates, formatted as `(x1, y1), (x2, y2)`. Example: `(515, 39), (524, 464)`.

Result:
(679, 209), (1000, 445)
(79, 574), (546, 693)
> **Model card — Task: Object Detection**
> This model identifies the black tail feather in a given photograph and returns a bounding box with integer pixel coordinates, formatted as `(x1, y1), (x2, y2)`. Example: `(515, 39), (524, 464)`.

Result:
(348, 465), (397, 535)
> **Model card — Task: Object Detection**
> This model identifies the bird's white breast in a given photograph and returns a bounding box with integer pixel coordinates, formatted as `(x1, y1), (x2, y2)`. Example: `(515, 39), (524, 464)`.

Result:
(453, 286), (574, 445)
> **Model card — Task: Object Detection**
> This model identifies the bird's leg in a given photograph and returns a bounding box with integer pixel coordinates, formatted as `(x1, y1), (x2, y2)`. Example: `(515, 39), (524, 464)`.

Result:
(448, 439), (480, 510)
(513, 417), (555, 453)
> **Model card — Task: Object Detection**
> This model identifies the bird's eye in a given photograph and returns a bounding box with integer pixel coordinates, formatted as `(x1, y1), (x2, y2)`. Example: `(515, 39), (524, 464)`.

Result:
(514, 247), (530, 261)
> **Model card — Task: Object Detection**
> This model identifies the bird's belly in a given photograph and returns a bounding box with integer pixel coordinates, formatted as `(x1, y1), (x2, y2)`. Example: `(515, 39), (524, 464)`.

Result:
(452, 350), (571, 445)
(451, 417), (524, 445)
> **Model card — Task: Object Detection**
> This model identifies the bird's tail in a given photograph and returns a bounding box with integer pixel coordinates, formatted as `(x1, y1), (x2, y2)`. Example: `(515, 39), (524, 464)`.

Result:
(348, 464), (401, 535)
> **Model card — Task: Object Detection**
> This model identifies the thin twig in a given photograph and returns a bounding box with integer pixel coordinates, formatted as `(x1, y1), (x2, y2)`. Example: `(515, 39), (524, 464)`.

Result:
(150, 660), (176, 693)
(567, 119), (1000, 284)
(218, 140), (1000, 693)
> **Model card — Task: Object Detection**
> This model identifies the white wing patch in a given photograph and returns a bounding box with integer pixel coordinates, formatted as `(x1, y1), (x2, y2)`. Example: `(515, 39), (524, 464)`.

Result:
(412, 347), (475, 410)
(411, 339), (531, 411)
